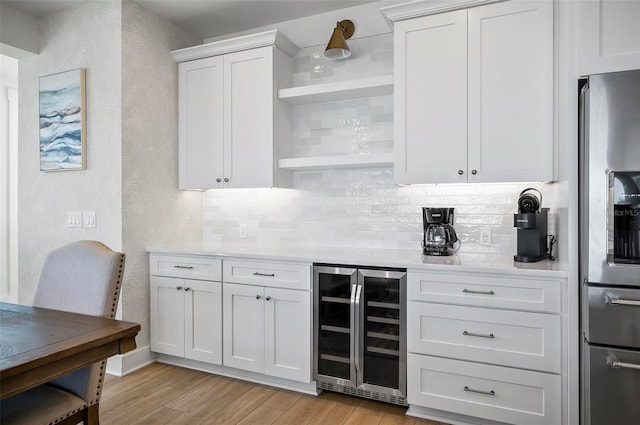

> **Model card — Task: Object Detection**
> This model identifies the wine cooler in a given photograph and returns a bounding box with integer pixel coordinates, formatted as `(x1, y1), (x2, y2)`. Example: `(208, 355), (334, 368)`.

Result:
(313, 264), (407, 406)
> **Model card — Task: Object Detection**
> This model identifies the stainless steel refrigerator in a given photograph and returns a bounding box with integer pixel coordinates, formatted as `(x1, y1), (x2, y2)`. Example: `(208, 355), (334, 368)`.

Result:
(579, 69), (640, 425)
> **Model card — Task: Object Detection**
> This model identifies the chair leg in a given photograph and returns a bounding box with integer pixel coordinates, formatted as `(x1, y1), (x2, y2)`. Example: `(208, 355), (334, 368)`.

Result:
(85, 403), (100, 425)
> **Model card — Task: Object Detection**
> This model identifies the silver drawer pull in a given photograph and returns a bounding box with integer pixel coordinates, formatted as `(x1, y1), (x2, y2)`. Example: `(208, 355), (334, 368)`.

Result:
(463, 289), (495, 295)
(464, 386), (495, 396)
(611, 361), (640, 370)
(606, 295), (640, 307)
(463, 331), (495, 339)
(174, 265), (194, 270)
(253, 272), (275, 277)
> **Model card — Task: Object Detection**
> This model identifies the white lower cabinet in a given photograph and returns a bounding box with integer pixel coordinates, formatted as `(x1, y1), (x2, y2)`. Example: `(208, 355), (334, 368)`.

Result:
(408, 354), (561, 425)
(406, 270), (565, 425)
(408, 303), (561, 374)
(150, 275), (222, 364)
(223, 282), (311, 383)
(221, 259), (312, 383)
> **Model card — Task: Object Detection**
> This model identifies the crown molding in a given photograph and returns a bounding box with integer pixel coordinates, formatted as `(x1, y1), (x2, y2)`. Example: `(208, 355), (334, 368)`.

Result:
(171, 29), (298, 63)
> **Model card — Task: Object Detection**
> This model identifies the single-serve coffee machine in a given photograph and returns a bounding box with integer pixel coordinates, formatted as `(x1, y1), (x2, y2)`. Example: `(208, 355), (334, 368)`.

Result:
(513, 188), (549, 262)
(422, 207), (459, 256)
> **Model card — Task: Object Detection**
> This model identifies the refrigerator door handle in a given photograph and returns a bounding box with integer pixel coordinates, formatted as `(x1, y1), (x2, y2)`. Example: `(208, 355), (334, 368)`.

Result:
(605, 294), (640, 307)
(354, 283), (363, 386)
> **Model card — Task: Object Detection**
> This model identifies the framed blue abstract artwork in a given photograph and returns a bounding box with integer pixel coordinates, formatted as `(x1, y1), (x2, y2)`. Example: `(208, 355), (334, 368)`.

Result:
(39, 68), (86, 171)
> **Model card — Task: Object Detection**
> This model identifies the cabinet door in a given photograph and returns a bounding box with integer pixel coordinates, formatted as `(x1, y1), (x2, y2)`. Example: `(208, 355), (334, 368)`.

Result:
(580, 0), (640, 75)
(467, 1), (554, 183)
(264, 287), (311, 383)
(223, 46), (274, 188)
(184, 280), (222, 364)
(150, 276), (185, 357)
(223, 283), (265, 373)
(178, 56), (224, 189)
(394, 11), (468, 184)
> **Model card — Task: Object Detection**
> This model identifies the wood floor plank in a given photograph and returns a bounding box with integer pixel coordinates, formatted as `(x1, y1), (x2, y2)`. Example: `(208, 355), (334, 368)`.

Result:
(272, 394), (329, 425)
(101, 363), (450, 425)
(129, 406), (182, 425)
(198, 384), (277, 424)
(261, 389), (302, 411)
(236, 405), (284, 425)
(306, 391), (359, 425)
(343, 399), (390, 425)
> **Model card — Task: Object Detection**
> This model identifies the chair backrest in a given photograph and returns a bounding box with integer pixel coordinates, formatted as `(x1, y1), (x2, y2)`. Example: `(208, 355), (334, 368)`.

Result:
(32, 240), (126, 405)
(33, 240), (125, 319)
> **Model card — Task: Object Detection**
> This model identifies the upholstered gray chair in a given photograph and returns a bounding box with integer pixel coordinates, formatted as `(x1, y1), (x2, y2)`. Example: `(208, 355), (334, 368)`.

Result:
(1, 240), (125, 425)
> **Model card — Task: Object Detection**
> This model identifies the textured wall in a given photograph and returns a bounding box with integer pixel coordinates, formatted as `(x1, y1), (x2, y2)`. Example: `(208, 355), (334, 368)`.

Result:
(18, 1), (123, 304)
(203, 34), (566, 260)
(122, 0), (202, 347)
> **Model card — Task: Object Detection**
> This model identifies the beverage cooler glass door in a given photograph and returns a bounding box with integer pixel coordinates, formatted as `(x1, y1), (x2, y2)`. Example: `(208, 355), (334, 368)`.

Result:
(358, 269), (407, 397)
(314, 266), (357, 388)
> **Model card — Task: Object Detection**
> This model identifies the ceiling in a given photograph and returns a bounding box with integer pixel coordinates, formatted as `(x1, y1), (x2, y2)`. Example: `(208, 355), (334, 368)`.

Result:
(2, 0), (379, 40)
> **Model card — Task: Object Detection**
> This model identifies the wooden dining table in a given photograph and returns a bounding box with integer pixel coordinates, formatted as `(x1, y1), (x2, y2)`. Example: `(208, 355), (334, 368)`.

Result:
(0, 301), (141, 400)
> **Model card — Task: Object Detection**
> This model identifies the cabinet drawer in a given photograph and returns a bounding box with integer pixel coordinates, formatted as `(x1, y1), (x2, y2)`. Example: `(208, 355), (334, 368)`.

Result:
(408, 354), (561, 425)
(408, 302), (560, 373)
(150, 255), (222, 281)
(223, 259), (311, 290)
(408, 271), (561, 313)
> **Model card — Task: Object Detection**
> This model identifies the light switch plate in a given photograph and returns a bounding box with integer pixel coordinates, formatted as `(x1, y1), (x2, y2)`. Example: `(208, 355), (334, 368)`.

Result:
(84, 211), (96, 228)
(67, 211), (82, 228)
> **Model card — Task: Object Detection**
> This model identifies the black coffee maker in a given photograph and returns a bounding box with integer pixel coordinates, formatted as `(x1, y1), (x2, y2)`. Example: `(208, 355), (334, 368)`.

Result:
(422, 207), (459, 256)
(513, 188), (549, 262)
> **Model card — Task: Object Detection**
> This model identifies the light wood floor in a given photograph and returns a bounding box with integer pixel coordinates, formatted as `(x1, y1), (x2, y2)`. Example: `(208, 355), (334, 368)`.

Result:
(101, 363), (444, 425)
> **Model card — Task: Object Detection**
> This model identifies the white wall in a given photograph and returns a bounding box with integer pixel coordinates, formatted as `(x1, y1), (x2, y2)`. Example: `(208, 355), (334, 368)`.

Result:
(121, 0), (202, 347)
(18, 1), (123, 304)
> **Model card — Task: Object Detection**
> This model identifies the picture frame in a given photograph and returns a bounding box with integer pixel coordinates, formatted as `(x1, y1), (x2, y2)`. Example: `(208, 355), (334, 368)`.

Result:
(39, 68), (86, 171)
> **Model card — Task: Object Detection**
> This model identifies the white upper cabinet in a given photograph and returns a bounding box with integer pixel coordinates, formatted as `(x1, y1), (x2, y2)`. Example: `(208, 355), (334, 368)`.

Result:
(173, 30), (296, 190)
(388, 0), (554, 184)
(179, 56), (224, 189)
(467, 1), (554, 183)
(580, 0), (640, 75)
(394, 10), (468, 184)
(223, 47), (274, 189)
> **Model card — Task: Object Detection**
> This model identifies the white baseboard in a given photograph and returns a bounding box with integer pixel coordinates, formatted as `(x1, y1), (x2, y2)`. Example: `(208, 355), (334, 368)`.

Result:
(106, 345), (156, 377)
(156, 354), (318, 396)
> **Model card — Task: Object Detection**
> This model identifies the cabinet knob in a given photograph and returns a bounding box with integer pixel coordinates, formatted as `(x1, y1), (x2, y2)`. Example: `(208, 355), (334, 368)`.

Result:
(184, 287), (191, 292)
(176, 286), (182, 291)
(216, 178), (221, 183)
(256, 294), (261, 300)
(266, 296), (271, 301)
(224, 178), (229, 183)
(458, 170), (464, 175)
(471, 169), (477, 175)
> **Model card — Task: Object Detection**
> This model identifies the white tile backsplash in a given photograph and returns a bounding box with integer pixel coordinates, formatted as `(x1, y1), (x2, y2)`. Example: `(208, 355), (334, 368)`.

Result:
(203, 170), (562, 255)
(202, 32), (564, 258)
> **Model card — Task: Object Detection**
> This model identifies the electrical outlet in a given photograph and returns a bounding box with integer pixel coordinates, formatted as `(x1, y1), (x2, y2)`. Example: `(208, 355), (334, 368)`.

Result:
(479, 228), (492, 245)
(239, 223), (248, 239)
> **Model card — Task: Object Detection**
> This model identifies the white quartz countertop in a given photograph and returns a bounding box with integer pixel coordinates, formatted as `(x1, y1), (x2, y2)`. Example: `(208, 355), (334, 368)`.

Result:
(147, 243), (567, 278)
